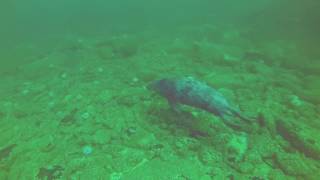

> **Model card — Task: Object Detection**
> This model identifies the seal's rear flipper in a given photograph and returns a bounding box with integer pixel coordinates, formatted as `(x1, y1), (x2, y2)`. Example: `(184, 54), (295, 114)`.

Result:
(221, 115), (253, 133)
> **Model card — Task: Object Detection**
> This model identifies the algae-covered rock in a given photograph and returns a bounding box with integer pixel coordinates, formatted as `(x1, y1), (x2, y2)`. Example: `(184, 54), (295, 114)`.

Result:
(276, 153), (319, 178)
(198, 149), (221, 166)
(225, 133), (248, 162)
(276, 119), (320, 160)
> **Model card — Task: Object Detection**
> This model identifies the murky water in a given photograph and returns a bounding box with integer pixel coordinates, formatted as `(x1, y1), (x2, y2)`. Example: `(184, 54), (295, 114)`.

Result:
(0, 1), (319, 179)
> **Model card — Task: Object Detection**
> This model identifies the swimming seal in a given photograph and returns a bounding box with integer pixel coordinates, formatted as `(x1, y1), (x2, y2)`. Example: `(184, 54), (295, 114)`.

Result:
(148, 76), (253, 131)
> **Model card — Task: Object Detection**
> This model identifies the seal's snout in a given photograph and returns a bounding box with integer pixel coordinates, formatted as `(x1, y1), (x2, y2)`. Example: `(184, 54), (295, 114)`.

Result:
(147, 79), (165, 91)
(146, 81), (156, 91)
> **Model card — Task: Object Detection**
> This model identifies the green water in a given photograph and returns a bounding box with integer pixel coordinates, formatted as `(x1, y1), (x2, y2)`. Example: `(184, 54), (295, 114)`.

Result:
(0, 1), (319, 179)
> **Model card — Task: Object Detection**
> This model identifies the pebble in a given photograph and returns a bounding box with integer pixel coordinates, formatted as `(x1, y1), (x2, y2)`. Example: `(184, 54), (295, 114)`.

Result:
(97, 67), (104, 73)
(289, 95), (303, 107)
(82, 145), (93, 155)
(81, 112), (90, 120)
(61, 73), (67, 79)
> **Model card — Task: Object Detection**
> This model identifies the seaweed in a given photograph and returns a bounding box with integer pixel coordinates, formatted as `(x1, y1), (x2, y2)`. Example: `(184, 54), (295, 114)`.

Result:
(36, 165), (64, 180)
(0, 144), (16, 161)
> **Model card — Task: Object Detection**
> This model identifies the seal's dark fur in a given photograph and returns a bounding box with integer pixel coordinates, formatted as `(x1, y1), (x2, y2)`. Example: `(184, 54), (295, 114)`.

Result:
(148, 76), (252, 131)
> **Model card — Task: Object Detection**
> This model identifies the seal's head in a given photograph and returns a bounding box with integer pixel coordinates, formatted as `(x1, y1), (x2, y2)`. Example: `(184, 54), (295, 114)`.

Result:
(147, 79), (166, 92)
(147, 78), (175, 98)
(146, 80), (158, 91)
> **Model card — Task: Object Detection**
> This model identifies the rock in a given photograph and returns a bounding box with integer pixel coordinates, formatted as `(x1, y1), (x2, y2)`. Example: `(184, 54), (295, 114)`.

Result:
(81, 112), (90, 120)
(276, 119), (320, 160)
(226, 133), (248, 162)
(110, 172), (122, 180)
(37, 165), (64, 180)
(0, 144), (16, 161)
(198, 149), (220, 165)
(228, 161), (254, 174)
(137, 134), (157, 148)
(276, 153), (319, 178)
(82, 145), (93, 156)
(288, 95), (303, 107)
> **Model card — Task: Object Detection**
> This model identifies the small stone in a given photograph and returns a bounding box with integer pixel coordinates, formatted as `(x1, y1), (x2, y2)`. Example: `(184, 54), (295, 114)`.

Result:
(137, 134), (157, 148)
(61, 73), (67, 79)
(82, 145), (93, 155)
(48, 91), (54, 97)
(132, 77), (139, 83)
(110, 172), (122, 180)
(191, 111), (199, 117)
(81, 112), (90, 120)
(289, 95), (303, 107)
(97, 67), (104, 73)
(175, 140), (184, 149)
(125, 127), (137, 136)
(22, 89), (29, 95)
(94, 80), (100, 85)
(226, 134), (248, 162)
(223, 54), (238, 61)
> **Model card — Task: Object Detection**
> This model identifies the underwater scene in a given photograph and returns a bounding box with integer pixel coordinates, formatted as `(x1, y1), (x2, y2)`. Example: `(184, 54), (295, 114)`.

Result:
(1, 0), (320, 179)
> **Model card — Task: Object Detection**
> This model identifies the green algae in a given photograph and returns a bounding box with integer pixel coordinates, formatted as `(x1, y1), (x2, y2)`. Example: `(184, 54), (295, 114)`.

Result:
(0, 1), (320, 179)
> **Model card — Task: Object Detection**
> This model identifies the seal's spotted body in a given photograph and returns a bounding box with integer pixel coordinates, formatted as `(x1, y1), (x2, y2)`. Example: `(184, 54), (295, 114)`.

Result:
(148, 77), (252, 131)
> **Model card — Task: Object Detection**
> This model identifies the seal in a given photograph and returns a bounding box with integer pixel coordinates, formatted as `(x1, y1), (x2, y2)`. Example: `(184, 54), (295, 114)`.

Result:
(148, 76), (253, 131)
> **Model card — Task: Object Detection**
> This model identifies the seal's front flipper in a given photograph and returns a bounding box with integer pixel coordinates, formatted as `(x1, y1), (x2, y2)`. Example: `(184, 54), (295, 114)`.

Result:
(237, 113), (254, 124)
(168, 100), (182, 113)
(221, 115), (242, 131)
(230, 108), (253, 124)
(221, 115), (252, 133)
